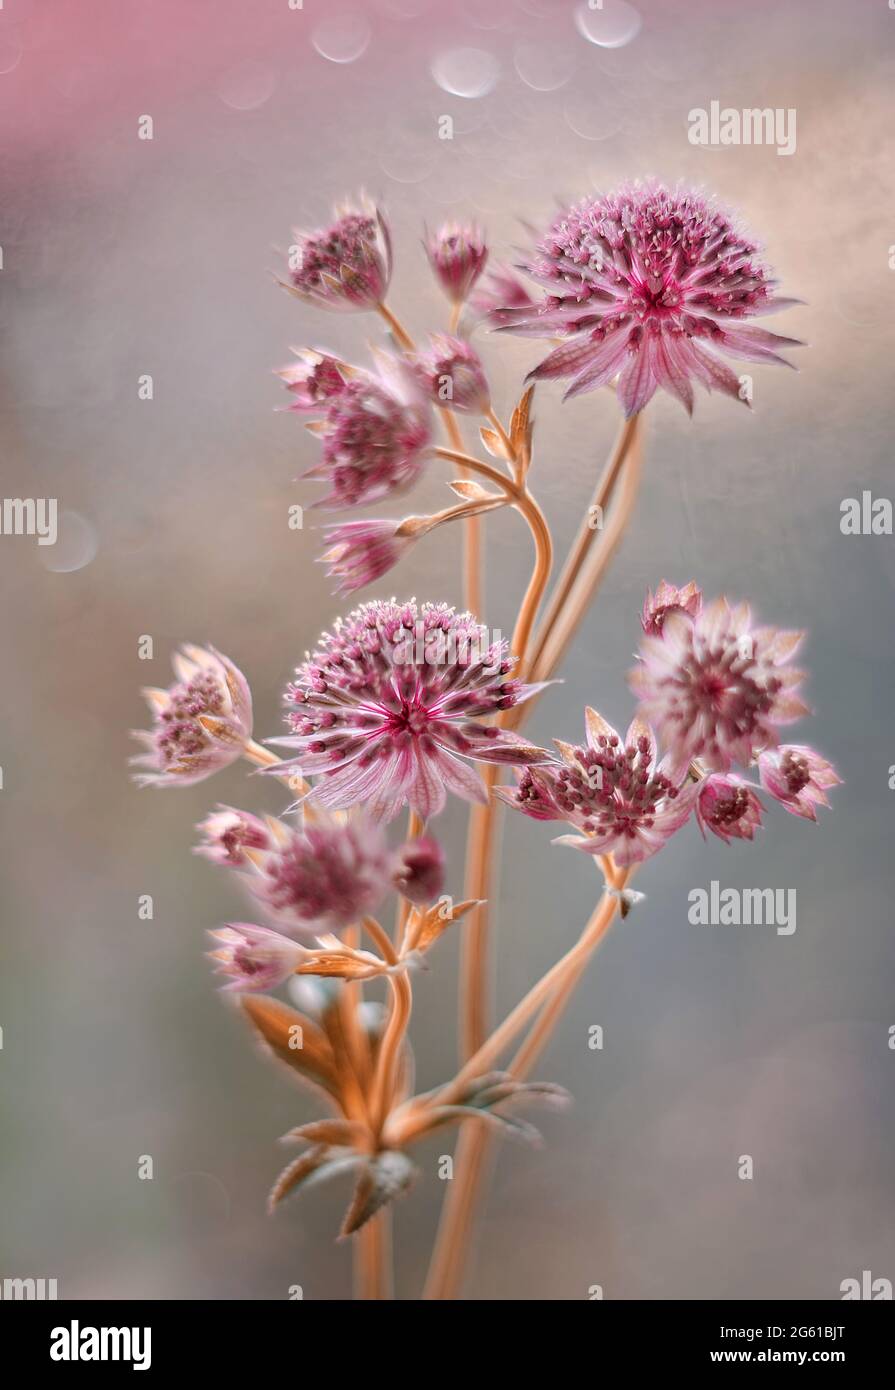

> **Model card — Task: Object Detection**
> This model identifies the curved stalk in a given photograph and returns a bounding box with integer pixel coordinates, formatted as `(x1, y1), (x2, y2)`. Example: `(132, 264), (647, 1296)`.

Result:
(527, 414), (641, 677)
(371, 972), (413, 1135)
(423, 873), (628, 1299)
(531, 419), (644, 688)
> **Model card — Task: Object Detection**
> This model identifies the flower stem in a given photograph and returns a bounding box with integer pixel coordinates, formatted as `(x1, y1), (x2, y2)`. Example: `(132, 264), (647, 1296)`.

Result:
(355, 1212), (392, 1300)
(440, 408), (482, 618)
(423, 875), (627, 1299)
(530, 417), (644, 688)
(371, 971), (413, 1135)
(425, 414), (647, 1299)
(241, 737), (282, 769)
(527, 412), (642, 680)
(377, 302), (415, 352)
(457, 478), (551, 1061)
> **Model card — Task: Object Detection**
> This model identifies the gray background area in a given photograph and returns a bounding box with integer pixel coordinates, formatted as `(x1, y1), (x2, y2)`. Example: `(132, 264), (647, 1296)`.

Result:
(1, 0), (893, 1298)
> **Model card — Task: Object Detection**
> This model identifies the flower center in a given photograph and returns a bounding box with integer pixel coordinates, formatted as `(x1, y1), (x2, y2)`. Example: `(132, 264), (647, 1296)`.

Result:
(780, 749), (810, 795)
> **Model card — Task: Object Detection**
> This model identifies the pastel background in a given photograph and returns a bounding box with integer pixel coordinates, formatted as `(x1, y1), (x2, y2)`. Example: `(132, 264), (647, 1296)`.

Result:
(1, 0), (893, 1299)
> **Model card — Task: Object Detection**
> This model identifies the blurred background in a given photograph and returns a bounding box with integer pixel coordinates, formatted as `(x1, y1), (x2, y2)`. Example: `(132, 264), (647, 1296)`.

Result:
(1, 0), (893, 1300)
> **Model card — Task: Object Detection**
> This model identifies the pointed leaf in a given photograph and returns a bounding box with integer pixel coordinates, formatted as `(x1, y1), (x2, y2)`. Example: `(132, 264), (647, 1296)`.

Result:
(269, 1146), (363, 1214)
(412, 897), (482, 953)
(340, 1151), (417, 1238)
(283, 1119), (368, 1148)
(241, 995), (340, 1098)
(448, 478), (501, 503)
(479, 426), (511, 461)
(423, 1104), (543, 1147)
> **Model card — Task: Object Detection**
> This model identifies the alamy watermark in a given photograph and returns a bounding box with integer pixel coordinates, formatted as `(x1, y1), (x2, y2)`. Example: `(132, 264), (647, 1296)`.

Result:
(688, 102), (797, 156)
(688, 881), (797, 936)
(0, 497), (57, 546)
(392, 621), (504, 672)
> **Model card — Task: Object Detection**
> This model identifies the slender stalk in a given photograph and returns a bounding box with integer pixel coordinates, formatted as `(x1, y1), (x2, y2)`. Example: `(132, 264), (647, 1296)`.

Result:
(440, 407), (482, 617)
(532, 419), (644, 687)
(445, 873), (624, 1108)
(371, 972), (413, 1134)
(510, 870), (631, 1080)
(527, 413), (641, 679)
(393, 808), (424, 951)
(458, 784), (501, 1061)
(432, 445), (514, 496)
(241, 737), (283, 770)
(508, 490), (553, 674)
(457, 478), (551, 1061)
(423, 879), (626, 1299)
(377, 302), (414, 351)
(378, 301), (483, 617)
(355, 1212), (392, 1300)
(425, 418), (647, 1299)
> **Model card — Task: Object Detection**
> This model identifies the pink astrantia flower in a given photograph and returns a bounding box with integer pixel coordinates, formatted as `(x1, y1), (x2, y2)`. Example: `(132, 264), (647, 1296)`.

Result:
(302, 352), (433, 509)
(268, 599), (552, 822)
(280, 194), (392, 312)
(641, 579), (703, 637)
(629, 598), (809, 774)
(196, 807), (272, 866)
(695, 774), (764, 843)
(412, 334), (490, 414)
(392, 835), (446, 906)
(276, 350), (346, 412)
(320, 519), (414, 596)
(758, 745), (841, 821)
(424, 222), (488, 303)
(506, 181), (802, 416)
(131, 645), (253, 788)
(251, 814), (397, 938)
(208, 923), (306, 992)
(499, 708), (696, 866)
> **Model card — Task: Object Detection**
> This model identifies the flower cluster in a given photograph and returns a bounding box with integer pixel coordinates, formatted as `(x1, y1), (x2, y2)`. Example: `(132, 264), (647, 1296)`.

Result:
(202, 809), (446, 989)
(500, 710), (695, 866)
(280, 194), (392, 312)
(128, 180), (840, 1264)
(270, 599), (551, 822)
(503, 180), (801, 416)
(503, 584), (838, 859)
(130, 645), (253, 788)
(283, 350), (433, 510)
(424, 222), (488, 304)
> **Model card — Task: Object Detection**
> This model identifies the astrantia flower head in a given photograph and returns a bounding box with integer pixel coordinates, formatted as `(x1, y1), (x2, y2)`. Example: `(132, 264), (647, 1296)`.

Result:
(641, 579), (703, 636)
(499, 708), (696, 866)
(425, 222), (488, 303)
(320, 519), (414, 596)
(412, 334), (490, 414)
(281, 194), (392, 312)
(276, 350), (346, 412)
(269, 599), (552, 822)
(629, 597), (809, 774)
(251, 814), (397, 938)
(208, 923), (305, 992)
(131, 645), (253, 788)
(197, 806), (272, 865)
(303, 352), (433, 510)
(695, 773), (764, 843)
(510, 180), (802, 416)
(758, 745), (841, 821)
